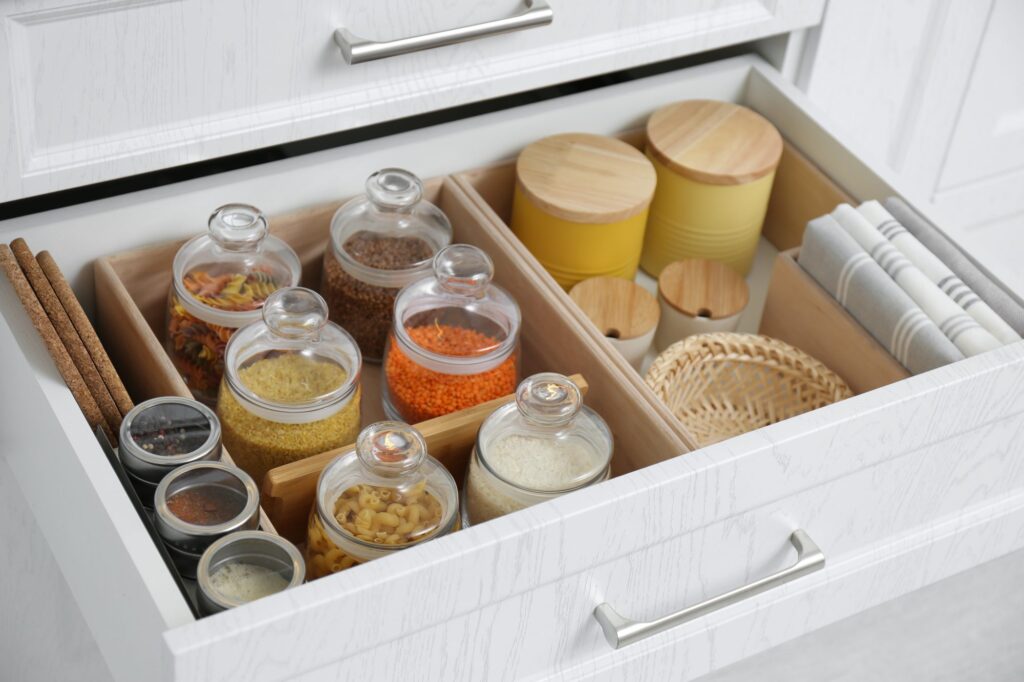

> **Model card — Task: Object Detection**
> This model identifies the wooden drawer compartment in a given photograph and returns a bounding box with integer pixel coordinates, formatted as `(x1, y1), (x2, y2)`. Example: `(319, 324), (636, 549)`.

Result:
(3, 55), (1024, 682)
(94, 177), (687, 545)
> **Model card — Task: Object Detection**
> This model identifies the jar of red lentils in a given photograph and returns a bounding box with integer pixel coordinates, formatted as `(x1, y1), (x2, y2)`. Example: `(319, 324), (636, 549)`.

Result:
(382, 244), (521, 422)
(306, 421), (459, 578)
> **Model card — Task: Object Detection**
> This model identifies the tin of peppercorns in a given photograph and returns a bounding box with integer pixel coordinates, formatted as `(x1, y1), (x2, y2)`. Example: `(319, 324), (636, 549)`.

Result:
(119, 397), (222, 491)
(154, 461), (260, 578)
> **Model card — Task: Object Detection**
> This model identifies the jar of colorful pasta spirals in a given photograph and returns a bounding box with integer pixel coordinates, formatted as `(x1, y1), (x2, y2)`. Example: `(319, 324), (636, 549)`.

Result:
(306, 421), (459, 579)
(382, 245), (521, 422)
(166, 204), (301, 405)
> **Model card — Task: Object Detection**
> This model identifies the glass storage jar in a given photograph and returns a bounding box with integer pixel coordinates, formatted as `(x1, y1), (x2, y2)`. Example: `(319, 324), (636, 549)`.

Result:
(321, 169), (452, 362)
(216, 287), (362, 486)
(306, 421), (459, 579)
(166, 204), (301, 405)
(382, 244), (521, 422)
(464, 372), (613, 526)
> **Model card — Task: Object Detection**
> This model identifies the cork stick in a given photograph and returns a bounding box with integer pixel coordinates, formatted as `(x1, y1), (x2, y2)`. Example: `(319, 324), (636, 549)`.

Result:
(37, 251), (134, 417)
(0, 244), (111, 440)
(10, 239), (122, 439)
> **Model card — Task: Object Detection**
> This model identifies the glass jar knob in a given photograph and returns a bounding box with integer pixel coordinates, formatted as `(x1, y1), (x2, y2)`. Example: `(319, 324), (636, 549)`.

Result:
(516, 373), (582, 426)
(366, 168), (423, 211)
(356, 421), (427, 476)
(434, 244), (493, 298)
(262, 288), (328, 340)
(208, 204), (267, 251)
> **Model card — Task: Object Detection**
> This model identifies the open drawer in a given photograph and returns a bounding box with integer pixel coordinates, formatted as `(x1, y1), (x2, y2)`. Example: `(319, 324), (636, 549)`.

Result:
(2, 55), (1024, 682)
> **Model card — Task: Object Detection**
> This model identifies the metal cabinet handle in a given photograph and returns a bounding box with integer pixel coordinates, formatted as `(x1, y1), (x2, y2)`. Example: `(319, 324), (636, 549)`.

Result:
(334, 1), (554, 65)
(593, 529), (825, 649)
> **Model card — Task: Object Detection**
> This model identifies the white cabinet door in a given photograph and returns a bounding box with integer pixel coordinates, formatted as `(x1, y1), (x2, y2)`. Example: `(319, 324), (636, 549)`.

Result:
(0, 0), (824, 203)
(932, 0), (1024, 227)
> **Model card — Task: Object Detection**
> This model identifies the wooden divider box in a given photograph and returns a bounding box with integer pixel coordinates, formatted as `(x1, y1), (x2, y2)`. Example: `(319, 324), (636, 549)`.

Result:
(94, 177), (688, 543)
(454, 138), (908, 447)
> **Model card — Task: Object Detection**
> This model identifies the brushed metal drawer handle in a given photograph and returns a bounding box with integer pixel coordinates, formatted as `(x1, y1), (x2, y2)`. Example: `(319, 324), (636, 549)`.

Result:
(334, 1), (554, 65)
(593, 529), (825, 649)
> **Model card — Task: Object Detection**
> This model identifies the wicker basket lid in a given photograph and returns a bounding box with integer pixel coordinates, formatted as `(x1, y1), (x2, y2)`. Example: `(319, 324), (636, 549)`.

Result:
(657, 259), (749, 320)
(646, 100), (783, 186)
(515, 133), (657, 224)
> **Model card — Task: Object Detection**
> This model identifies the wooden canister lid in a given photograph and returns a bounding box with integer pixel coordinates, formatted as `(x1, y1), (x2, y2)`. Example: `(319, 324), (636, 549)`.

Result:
(515, 133), (657, 224)
(569, 276), (660, 340)
(658, 259), (749, 319)
(646, 100), (783, 186)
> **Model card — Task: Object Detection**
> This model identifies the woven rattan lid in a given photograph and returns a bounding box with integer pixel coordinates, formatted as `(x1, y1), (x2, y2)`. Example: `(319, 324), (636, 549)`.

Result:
(515, 133), (657, 224)
(658, 259), (749, 320)
(646, 100), (783, 186)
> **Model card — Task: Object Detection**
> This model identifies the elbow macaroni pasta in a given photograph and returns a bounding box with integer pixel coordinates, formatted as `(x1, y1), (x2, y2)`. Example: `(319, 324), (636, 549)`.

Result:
(306, 480), (447, 579)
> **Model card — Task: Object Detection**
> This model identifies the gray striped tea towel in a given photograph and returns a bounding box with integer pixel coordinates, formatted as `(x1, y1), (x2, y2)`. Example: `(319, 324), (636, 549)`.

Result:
(832, 204), (1000, 357)
(858, 201), (1019, 344)
(799, 214), (963, 374)
(884, 196), (1024, 337)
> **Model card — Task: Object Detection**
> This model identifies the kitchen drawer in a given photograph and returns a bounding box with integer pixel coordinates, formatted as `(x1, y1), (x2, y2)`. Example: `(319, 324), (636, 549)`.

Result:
(0, 0), (824, 203)
(2, 55), (1024, 682)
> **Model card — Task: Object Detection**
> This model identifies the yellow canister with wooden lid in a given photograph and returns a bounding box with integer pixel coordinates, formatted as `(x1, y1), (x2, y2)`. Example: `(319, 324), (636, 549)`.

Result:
(641, 100), (783, 277)
(511, 133), (657, 290)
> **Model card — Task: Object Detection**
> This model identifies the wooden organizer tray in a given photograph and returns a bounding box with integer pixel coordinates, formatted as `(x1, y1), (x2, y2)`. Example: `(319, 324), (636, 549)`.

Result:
(454, 136), (908, 447)
(760, 248), (910, 394)
(94, 177), (689, 544)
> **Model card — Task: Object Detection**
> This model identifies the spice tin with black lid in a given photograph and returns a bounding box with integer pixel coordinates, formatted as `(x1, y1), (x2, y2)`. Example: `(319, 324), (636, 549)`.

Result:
(155, 461), (260, 578)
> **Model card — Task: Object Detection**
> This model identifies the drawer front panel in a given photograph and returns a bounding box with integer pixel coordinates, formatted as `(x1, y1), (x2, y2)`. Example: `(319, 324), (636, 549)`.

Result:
(0, 0), (824, 202)
(165, 344), (1024, 681)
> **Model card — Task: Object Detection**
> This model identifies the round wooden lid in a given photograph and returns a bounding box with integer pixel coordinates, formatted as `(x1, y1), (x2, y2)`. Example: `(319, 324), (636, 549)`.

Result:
(658, 259), (749, 319)
(569, 277), (660, 340)
(646, 100), (783, 186)
(515, 133), (657, 224)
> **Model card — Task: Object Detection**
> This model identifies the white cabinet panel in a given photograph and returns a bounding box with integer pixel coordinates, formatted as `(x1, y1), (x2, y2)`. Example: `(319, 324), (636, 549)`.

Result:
(0, 0), (824, 202)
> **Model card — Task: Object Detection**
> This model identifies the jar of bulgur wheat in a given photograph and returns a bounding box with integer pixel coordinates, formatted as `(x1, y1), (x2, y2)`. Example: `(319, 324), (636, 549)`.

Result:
(216, 287), (362, 485)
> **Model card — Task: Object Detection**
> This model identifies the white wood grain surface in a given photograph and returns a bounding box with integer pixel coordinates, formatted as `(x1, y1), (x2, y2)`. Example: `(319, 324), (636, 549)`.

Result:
(0, 0), (824, 202)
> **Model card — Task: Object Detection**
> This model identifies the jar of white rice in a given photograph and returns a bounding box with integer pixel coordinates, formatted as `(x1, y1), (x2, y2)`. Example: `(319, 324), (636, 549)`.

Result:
(464, 372), (613, 525)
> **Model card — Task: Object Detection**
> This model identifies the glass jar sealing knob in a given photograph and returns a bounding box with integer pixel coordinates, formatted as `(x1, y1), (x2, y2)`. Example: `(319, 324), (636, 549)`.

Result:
(356, 421), (427, 476)
(366, 168), (423, 210)
(516, 373), (582, 426)
(208, 204), (268, 251)
(433, 244), (493, 297)
(262, 287), (328, 340)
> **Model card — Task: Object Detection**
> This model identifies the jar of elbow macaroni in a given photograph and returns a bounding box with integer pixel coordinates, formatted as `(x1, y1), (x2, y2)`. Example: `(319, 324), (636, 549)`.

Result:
(306, 421), (459, 579)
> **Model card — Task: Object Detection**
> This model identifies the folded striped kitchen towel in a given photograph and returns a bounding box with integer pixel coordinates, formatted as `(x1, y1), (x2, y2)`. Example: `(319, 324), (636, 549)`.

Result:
(884, 196), (1024, 337)
(858, 201), (1019, 344)
(831, 204), (1001, 357)
(799, 214), (963, 374)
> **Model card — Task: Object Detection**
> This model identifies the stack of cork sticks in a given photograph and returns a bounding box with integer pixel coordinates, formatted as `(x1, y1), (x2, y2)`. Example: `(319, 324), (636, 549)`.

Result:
(0, 240), (133, 443)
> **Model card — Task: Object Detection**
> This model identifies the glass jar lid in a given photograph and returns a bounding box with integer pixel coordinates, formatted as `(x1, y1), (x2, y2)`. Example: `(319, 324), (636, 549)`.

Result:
(392, 244), (521, 372)
(315, 421), (459, 553)
(223, 287), (361, 423)
(477, 373), (613, 493)
(119, 397), (221, 482)
(172, 204), (302, 327)
(329, 169), (452, 288)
